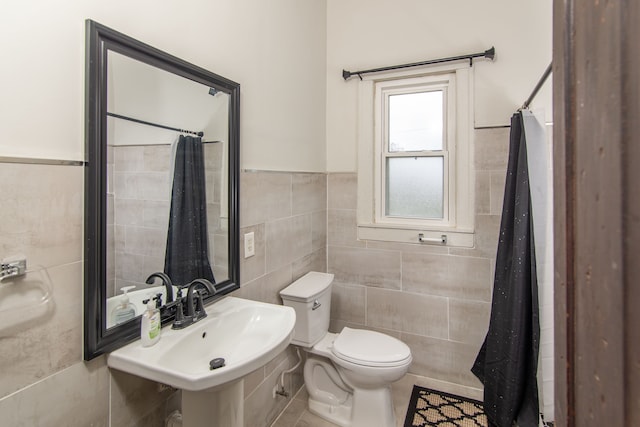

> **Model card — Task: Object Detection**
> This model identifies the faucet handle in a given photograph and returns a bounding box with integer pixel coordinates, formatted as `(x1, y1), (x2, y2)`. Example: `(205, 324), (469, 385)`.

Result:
(171, 298), (194, 330)
(193, 290), (207, 321)
(153, 293), (163, 308)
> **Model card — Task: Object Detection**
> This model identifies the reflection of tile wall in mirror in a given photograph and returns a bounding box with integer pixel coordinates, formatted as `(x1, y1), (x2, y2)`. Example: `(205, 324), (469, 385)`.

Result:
(111, 144), (171, 295)
(109, 141), (229, 300)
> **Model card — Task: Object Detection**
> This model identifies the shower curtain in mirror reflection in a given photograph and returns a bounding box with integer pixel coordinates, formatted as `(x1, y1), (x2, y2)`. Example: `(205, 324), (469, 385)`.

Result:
(164, 135), (216, 287)
(471, 111), (540, 427)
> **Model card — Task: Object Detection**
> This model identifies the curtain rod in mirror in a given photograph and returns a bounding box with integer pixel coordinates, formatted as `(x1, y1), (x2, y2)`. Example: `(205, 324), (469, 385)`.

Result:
(107, 111), (204, 137)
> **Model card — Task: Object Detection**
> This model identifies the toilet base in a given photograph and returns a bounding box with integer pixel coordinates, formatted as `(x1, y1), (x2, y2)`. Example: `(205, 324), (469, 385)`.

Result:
(308, 394), (353, 427)
(308, 386), (396, 427)
(350, 386), (396, 427)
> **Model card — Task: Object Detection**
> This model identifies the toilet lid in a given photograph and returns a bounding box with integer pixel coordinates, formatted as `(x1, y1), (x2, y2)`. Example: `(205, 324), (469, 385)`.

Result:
(332, 327), (411, 367)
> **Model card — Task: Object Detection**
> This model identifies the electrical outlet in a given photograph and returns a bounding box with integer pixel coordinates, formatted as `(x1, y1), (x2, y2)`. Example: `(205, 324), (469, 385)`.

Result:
(244, 232), (255, 258)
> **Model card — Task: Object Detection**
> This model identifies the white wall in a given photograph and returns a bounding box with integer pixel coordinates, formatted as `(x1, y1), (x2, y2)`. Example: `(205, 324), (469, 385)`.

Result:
(0, 0), (327, 172)
(326, 0), (552, 172)
(108, 50), (230, 146)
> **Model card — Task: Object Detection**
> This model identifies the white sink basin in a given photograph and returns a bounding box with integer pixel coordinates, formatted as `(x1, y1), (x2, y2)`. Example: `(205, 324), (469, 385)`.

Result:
(107, 296), (296, 392)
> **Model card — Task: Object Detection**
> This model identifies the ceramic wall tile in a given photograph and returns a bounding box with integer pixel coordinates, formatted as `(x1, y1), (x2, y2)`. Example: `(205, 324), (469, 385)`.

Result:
(328, 245), (401, 290)
(402, 252), (492, 302)
(392, 373), (483, 404)
(449, 214), (501, 259)
(366, 288), (448, 338)
(114, 146), (144, 172)
(291, 247), (327, 281)
(0, 163), (82, 268)
(114, 199), (145, 227)
(243, 367), (266, 399)
(327, 173), (357, 210)
(143, 144), (172, 172)
(330, 282), (366, 324)
(137, 172), (172, 201)
(124, 225), (166, 258)
(292, 173), (327, 215)
(266, 214), (312, 273)
(240, 171), (292, 227)
(448, 298), (491, 346)
(311, 210), (327, 251)
(244, 350), (301, 427)
(401, 332), (483, 389)
(475, 170), (491, 215)
(0, 357), (109, 427)
(365, 239), (449, 255)
(0, 261), (82, 398)
(240, 265), (293, 306)
(490, 171), (507, 215)
(474, 127), (510, 171)
(328, 208), (365, 248)
(110, 369), (178, 427)
(329, 318), (366, 334)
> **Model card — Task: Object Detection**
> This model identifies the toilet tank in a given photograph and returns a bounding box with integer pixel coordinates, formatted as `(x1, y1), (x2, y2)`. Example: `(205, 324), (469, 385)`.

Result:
(279, 272), (333, 347)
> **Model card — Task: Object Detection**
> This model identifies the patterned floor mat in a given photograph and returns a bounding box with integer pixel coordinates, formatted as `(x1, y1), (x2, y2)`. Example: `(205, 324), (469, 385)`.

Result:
(403, 385), (488, 427)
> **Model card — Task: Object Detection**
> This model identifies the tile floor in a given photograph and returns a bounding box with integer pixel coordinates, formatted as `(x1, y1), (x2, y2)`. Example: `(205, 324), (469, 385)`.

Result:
(271, 373), (482, 427)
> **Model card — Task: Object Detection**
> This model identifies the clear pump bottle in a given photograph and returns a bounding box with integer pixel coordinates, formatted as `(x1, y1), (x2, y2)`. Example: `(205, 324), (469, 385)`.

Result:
(111, 286), (137, 325)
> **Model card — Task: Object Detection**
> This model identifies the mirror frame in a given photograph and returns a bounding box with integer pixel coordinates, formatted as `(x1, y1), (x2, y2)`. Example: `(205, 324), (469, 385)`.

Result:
(83, 20), (240, 360)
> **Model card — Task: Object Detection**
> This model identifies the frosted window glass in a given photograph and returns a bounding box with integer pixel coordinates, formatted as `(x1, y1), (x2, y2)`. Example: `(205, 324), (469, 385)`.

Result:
(388, 91), (443, 152)
(385, 157), (443, 219)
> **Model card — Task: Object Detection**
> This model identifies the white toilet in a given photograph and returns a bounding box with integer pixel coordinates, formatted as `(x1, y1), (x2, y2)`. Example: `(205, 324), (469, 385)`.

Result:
(280, 272), (412, 427)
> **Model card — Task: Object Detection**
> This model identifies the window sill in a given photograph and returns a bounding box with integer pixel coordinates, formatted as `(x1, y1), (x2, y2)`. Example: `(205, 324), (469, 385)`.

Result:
(357, 224), (474, 248)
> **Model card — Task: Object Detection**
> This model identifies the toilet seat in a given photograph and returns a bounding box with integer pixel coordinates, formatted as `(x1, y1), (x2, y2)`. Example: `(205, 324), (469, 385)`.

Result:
(331, 327), (412, 368)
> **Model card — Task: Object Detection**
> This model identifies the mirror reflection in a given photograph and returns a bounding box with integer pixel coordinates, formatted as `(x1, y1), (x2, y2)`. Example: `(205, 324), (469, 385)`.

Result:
(84, 20), (240, 360)
(104, 52), (230, 328)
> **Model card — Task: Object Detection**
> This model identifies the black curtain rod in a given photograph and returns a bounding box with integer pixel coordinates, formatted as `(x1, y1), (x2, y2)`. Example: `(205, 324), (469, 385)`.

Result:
(342, 47), (496, 80)
(107, 112), (204, 137)
(522, 63), (552, 110)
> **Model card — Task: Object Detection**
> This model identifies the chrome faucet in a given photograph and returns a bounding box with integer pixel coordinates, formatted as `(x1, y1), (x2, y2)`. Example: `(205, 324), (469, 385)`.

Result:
(145, 272), (174, 303)
(172, 279), (217, 330)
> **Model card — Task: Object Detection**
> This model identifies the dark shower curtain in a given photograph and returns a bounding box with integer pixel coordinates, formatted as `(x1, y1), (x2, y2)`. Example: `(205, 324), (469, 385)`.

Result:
(471, 112), (540, 427)
(164, 135), (216, 287)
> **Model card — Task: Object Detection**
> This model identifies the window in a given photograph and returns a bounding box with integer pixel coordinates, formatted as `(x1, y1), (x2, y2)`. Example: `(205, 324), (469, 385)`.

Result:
(357, 64), (474, 247)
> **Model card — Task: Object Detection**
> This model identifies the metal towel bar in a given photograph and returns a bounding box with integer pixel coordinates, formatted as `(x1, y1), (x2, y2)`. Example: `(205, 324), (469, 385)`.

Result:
(418, 234), (447, 244)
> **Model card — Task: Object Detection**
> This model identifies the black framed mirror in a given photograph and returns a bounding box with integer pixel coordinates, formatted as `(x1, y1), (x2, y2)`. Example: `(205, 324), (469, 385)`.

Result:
(84, 20), (240, 360)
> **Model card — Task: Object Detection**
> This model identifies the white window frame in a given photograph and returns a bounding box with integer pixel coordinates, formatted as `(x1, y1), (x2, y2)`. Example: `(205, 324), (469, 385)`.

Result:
(357, 63), (475, 247)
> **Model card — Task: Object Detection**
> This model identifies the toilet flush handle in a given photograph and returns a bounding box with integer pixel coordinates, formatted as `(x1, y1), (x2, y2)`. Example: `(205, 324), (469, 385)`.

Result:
(312, 300), (322, 310)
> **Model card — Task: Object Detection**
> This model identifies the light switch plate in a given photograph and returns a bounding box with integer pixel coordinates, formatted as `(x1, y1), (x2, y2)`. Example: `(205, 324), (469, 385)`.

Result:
(244, 232), (255, 258)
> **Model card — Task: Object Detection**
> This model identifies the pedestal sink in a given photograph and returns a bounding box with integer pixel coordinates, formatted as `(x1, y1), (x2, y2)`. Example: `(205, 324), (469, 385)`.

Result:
(107, 296), (296, 427)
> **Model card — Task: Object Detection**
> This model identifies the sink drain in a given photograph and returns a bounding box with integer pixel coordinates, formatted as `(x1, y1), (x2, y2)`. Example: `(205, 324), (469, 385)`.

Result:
(209, 357), (225, 370)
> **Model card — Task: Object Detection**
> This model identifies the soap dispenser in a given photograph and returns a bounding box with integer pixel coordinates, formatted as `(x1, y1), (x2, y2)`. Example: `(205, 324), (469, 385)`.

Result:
(111, 286), (137, 325)
(141, 297), (161, 347)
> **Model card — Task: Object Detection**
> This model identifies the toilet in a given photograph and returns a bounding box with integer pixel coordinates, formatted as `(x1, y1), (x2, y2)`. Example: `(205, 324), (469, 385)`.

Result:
(279, 272), (412, 427)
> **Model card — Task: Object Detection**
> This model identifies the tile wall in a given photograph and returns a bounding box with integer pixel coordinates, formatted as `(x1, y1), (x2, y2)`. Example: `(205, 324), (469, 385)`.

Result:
(232, 170), (328, 426)
(0, 127), (509, 425)
(0, 166), (326, 426)
(0, 162), (111, 425)
(326, 127), (510, 396)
